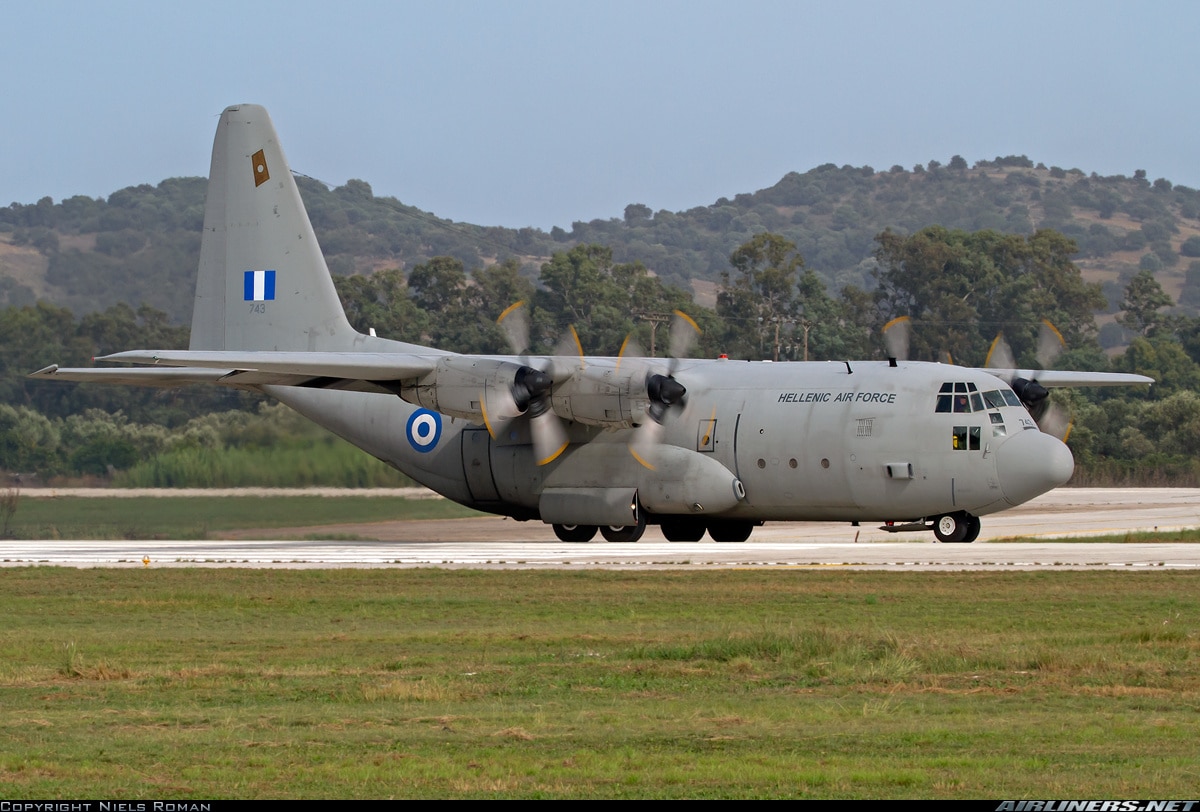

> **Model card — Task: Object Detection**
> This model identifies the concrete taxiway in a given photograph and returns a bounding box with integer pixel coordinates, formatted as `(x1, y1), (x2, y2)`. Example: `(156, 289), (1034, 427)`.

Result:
(4, 488), (1198, 570)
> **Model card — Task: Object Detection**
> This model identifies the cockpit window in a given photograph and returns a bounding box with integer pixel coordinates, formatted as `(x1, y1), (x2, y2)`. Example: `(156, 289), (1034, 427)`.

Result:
(983, 390), (1006, 409)
(939, 382), (1024, 414)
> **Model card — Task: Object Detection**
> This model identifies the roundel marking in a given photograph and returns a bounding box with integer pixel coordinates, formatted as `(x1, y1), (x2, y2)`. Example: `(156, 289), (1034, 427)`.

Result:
(405, 408), (442, 453)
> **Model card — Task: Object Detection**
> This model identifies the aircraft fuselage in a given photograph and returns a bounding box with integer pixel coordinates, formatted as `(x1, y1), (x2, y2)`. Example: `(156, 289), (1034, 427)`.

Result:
(270, 356), (1072, 527)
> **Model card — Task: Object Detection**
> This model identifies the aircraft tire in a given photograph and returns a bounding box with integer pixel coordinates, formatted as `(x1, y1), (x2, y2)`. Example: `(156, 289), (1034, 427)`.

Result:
(707, 519), (754, 543)
(601, 518), (646, 542)
(660, 517), (706, 542)
(553, 524), (597, 543)
(933, 512), (971, 543)
(962, 515), (982, 543)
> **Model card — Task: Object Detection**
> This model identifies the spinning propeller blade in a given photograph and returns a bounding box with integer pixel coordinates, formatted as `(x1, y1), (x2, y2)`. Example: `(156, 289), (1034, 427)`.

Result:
(882, 315), (911, 361)
(625, 311), (700, 469)
(984, 319), (1073, 439)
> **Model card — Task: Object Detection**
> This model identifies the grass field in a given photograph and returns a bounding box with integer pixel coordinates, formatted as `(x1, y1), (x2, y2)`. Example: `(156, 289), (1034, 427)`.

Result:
(3, 495), (484, 539)
(0, 568), (1196, 798)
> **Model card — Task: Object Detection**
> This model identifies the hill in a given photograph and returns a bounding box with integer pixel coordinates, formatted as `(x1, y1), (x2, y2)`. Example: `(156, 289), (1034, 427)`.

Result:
(4, 156), (1200, 337)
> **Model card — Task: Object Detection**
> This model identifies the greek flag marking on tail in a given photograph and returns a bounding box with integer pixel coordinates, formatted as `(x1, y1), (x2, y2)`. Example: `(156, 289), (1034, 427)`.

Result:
(244, 270), (277, 301)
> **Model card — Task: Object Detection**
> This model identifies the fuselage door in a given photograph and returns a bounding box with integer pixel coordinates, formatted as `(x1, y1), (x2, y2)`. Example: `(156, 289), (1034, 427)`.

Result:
(461, 427), (500, 503)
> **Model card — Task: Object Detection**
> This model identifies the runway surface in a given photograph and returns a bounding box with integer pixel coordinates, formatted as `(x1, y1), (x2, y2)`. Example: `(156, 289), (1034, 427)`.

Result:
(5, 488), (1199, 570)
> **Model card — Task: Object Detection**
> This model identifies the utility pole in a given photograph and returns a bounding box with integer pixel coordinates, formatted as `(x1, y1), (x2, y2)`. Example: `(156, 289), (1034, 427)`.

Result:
(636, 312), (672, 357)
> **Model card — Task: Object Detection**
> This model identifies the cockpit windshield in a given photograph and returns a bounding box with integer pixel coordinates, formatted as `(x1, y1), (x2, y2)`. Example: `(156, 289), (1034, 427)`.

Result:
(935, 382), (1021, 413)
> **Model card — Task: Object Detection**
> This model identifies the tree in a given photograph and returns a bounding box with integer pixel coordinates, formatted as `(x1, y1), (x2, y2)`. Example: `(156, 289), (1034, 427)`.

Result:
(718, 233), (804, 360)
(1117, 269), (1173, 336)
(407, 256), (505, 351)
(793, 270), (872, 361)
(335, 268), (426, 344)
(873, 226), (1105, 365)
(623, 203), (652, 226)
(537, 245), (650, 354)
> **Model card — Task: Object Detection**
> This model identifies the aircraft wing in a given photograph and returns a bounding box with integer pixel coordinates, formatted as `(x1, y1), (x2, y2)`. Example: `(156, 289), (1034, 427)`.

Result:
(99, 350), (438, 380)
(31, 365), (239, 388)
(983, 369), (1154, 388)
(31, 351), (441, 395)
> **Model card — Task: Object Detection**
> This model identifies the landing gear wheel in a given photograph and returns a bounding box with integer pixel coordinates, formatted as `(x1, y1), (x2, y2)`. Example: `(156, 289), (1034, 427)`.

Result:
(933, 512), (973, 543)
(707, 519), (754, 543)
(600, 498), (646, 542)
(553, 524), (596, 543)
(601, 519), (646, 543)
(660, 517), (706, 542)
(962, 515), (981, 543)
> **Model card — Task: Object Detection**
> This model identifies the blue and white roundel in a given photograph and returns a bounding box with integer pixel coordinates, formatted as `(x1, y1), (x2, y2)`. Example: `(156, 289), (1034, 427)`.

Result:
(405, 408), (442, 453)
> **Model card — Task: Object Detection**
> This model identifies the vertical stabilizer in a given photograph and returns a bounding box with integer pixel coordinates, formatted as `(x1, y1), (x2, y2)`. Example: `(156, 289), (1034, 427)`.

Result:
(190, 104), (357, 351)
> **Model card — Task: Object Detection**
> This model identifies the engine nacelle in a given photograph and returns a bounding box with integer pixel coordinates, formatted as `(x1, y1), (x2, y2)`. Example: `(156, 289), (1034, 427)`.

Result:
(550, 366), (648, 429)
(399, 356), (522, 421)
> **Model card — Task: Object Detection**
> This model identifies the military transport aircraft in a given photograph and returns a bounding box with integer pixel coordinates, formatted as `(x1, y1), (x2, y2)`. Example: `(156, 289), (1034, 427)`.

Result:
(32, 104), (1153, 543)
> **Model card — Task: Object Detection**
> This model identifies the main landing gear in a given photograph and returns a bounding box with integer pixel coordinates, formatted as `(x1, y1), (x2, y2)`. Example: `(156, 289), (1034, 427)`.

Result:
(552, 524), (598, 543)
(550, 517), (758, 543)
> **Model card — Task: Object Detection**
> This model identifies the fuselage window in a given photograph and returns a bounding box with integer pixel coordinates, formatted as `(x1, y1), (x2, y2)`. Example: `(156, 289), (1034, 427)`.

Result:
(1002, 390), (1022, 408)
(953, 394), (971, 413)
(936, 394), (952, 413)
(953, 425), (983, 450)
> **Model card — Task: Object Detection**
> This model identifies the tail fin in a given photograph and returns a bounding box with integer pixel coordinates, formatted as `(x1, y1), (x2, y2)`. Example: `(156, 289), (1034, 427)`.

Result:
(190, 104), (357, 352)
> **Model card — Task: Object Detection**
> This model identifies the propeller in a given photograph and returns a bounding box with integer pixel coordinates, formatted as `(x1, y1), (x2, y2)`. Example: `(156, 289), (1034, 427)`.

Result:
(483, 301), (570, 465)
(882, 315), (911, 361)
(882, 316), (962, 365)
(496, 300), (530, 356)
(1036, 319), (1065, 369)
(487, 304), (703, 467)
(985, 319), (1072, 440)
(626, 311), (701, 469)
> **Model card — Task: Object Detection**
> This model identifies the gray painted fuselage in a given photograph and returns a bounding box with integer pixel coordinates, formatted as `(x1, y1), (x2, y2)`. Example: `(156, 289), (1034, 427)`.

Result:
(270, 356), (1068, 525)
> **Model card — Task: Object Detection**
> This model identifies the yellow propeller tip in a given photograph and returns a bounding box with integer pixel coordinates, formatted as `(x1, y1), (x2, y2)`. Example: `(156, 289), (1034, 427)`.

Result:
(537, 443), (568, 466)
(497, 301), (526, 324)
(630, 447), (656, 470)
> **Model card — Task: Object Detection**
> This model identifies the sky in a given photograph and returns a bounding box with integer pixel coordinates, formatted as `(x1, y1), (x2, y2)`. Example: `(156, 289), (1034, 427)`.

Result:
(2, 1), (1197, 231)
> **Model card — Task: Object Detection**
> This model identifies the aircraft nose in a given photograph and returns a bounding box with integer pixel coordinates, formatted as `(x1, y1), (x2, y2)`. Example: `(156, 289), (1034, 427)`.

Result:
(993, 429), (1074, 507)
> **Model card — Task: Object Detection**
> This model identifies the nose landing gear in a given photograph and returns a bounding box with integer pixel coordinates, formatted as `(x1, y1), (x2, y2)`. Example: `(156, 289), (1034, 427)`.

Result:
(933, 512), (981, 543)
